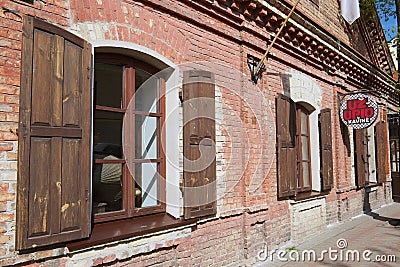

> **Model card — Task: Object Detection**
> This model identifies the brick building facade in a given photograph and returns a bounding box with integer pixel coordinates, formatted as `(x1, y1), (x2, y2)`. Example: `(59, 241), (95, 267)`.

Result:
(0, 0), (398, 266)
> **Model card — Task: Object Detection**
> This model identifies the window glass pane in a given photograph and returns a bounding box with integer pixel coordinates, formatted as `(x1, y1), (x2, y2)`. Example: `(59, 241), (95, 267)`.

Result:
(301, 136), (309, 160)
(135, 115), (158, 159)
(392, 162), (397, 172)
(135, 163), (159, 208)
(94, 63), (123, 108)
(93, 110), (123, 158)
(302, 162), (310, 187)
(93, 162), (123, 214)
(301, 110), (308, 134)
(135, 69), (159, 113)
(390, 141), (395, 161)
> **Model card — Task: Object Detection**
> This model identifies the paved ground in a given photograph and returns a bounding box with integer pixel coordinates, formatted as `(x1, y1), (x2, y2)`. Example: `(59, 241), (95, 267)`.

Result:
(256, 202), (400, 266)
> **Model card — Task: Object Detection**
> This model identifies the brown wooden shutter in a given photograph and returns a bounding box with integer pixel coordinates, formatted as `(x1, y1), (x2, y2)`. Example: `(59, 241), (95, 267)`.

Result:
(276, 94), (297, 198)
(183, 70), (216, 219)
(16, 16), (91, 250)
(319, 109), (333, 191)
(375, 121), (388, 183)
(354, 129), (367, 187)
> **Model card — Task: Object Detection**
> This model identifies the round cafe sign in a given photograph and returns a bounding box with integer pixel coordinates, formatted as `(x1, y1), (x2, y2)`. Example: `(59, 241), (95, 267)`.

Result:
(339, 93), (378, 129)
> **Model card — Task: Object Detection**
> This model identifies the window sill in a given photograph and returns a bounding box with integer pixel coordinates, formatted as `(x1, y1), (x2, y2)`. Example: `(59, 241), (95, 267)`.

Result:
(365, 182), (380, 188)
(66, 213), (197, 251)
(292, 190), (330, 201)
(356, 182), (381, 190)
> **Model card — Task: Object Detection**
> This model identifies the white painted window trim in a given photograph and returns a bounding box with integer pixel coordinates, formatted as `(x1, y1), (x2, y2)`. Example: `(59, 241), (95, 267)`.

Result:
(367, 126), (377, 183)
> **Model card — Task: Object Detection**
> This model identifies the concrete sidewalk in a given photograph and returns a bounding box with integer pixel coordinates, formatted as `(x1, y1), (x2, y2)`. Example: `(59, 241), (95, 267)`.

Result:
(257, 202), (400, 266)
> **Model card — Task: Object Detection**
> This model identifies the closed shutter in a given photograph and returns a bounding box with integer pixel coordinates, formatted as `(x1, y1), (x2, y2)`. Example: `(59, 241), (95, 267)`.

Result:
(354, 129), (367, 187)
(375, 121), (388, 183)
(319, 109), (333, 190)
(183, 70), (216, 219)
(16, 16), (91, 250)
(276, 94), (297, 198)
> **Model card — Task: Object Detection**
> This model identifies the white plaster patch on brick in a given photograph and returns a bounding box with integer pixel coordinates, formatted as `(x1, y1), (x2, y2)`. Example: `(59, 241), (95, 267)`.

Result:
(0, 171), (17, 182)
(70, 21), (186, 61)
(0, 162), (17, 171)
(69, 22), (109, 41)
(93, 24), (103, 40)
(67, 259), (92, 267)
(6, 201), (15, 212)
(0, 104), (13, 113)
(215, 85), (227, 217)
(289, 197), (327, 242)
(122, 5), (128, 14)
(68, 227), (191, 265)
(288, 70), (322, 110)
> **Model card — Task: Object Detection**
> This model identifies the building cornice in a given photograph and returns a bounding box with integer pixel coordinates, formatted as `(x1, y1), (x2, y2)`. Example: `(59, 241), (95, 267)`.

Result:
(139, 0), (399, 105)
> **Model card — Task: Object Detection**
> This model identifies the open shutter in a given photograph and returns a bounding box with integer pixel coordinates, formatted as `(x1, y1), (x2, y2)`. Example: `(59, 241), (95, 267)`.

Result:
(319, 109), (333, 190)
(276, 94), (297, 198)
(16, 16), (91, 250)
(375, 121), (388, 183)
(354, 129), (367, 187)
(183, 70), (216, 219)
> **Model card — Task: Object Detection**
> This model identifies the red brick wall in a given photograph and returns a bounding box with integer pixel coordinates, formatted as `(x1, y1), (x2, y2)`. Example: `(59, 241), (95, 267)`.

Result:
(0, 0), (397, 266)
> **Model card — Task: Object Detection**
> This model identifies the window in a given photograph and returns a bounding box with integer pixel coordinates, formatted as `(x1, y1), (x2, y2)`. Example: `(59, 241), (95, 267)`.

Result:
(16, 16), (217, 250)
(296, 105), (312, 192)
(354, 121), (388, 187)
(390, 139), (399, 172)
(16, 16), (216, 250)
(92, 54), (166, 222)
(276, 94), (333, 199)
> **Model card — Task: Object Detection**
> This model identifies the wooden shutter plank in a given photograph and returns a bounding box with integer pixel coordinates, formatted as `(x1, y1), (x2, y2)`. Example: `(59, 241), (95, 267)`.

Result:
(17, 15), (34, 250)
(61, 139), (81, 232)
(355, 129), (367, 187)
(276, 94), (297, 198)
(63, 41), (82, 127)
(30, 126), (82, 137)
(28, 138), (51, 238)
(183, 70), (216, 219)
(320, 109), (333, 191)
(31, 29), (53, 126)
(375, 121), (388, 183)
(17, 16), (92, 250)
(52, 36), (64, 127)
(50, 137), (62, 235)
(80, 41), (92, 239)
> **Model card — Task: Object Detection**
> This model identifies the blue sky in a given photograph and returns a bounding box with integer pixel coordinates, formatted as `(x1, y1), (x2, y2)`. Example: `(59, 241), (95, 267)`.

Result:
(380, 15), (397, 40)
(377, 2), (397, 41)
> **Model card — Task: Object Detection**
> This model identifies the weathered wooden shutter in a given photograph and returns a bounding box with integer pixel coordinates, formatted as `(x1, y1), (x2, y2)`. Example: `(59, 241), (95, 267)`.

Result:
(375, 121), (388, 183)
(319, 109), (333, 190)
(183, 70), (216, 219)
(276, 94), (297, 198)
(354, 129), (367, 187)
(16, 16), (91, 250)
